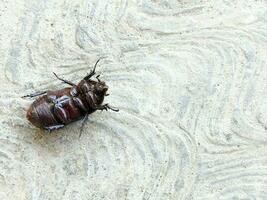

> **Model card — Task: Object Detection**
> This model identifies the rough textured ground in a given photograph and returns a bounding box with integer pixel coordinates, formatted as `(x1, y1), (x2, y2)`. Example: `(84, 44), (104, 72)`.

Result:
(0, 0), (267, 199)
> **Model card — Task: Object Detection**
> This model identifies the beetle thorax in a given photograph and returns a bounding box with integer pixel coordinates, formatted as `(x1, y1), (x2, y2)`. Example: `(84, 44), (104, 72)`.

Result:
(77, 79), (108, 110)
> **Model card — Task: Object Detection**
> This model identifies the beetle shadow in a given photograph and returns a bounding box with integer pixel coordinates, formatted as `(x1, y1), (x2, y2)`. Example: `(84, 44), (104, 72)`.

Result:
(30, 121), (84, 150)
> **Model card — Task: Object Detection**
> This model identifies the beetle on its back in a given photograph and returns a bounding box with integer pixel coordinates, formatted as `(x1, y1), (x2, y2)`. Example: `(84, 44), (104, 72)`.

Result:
(23, 59), (118, 134)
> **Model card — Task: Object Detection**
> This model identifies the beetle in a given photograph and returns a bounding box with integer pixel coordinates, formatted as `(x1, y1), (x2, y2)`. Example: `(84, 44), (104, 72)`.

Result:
(23, 59), (118, 135)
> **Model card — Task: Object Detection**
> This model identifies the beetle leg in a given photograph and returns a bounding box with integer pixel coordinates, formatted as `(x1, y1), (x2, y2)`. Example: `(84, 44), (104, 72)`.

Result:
(97, 103), (119, 112)
(79, 113), (89, 138)
(44, 124), (65, 132)
(22, 91), (47, 98)
(84, 58), (101, 80)
(97, 105), (108, 111)
(96, 74), (101, 82)
(53, 72), (75, 86)
(106, 104), (119, 112)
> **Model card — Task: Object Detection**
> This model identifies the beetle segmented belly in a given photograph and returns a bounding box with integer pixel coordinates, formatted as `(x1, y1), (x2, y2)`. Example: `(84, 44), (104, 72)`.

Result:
(26, 96), (61, 128)
(53, 95), (83, 124)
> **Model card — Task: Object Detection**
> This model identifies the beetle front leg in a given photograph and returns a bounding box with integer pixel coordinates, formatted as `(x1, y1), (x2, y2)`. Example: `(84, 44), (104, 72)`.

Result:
(97, 104), (119, 112)
(22, 91), (47, 98)
(84, 58), (101, 80)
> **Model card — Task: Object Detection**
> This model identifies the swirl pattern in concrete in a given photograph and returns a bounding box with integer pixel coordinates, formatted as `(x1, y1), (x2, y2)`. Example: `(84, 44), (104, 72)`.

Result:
(0, 0), (267, 199)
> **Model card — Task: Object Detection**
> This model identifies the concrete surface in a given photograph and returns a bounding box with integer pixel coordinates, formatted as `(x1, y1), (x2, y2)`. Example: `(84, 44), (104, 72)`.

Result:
(0, 0), (267, 199)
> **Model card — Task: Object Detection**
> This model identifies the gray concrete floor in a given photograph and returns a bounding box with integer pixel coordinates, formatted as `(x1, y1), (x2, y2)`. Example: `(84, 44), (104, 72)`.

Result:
(0, 0), (267, 199)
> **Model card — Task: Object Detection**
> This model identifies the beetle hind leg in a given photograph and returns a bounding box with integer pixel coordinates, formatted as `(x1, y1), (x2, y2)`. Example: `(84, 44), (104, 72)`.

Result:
(22, 91), (47, 98)
(79, 113), (89, 138)
(44, 124), (65, 133)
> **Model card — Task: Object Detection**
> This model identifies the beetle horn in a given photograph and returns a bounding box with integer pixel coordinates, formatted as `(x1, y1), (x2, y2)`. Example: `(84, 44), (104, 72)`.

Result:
(84, 58), (104, 80)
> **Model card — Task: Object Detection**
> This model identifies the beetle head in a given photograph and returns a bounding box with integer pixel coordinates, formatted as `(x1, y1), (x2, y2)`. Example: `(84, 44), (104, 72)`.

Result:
(94, 81), (108, 95)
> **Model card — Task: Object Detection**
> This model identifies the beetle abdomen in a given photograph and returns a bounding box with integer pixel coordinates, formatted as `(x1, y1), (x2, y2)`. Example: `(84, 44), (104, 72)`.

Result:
(27, 96), (61, 128)
(27, 88), (88, 130)
(53, 95), (84, 124)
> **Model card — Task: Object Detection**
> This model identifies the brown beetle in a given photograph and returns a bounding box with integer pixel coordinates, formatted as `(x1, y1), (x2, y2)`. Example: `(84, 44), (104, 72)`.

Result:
(23, 59), (118, 135)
